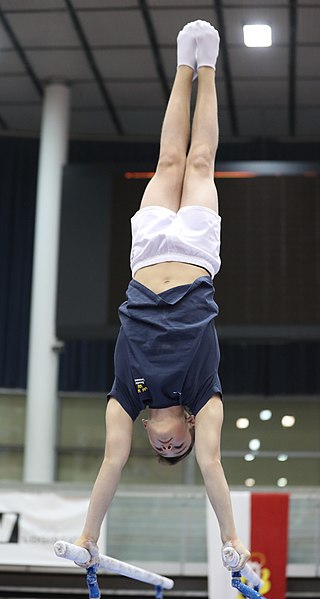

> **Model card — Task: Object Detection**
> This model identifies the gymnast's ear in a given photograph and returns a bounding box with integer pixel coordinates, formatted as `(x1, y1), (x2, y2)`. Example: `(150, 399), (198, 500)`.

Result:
(185, 414), (195, 426)
(142, 418), (148, 428)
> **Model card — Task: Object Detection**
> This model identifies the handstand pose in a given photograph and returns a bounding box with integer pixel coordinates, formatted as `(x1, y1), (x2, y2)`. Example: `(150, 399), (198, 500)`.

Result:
(75, 20), (250, 570)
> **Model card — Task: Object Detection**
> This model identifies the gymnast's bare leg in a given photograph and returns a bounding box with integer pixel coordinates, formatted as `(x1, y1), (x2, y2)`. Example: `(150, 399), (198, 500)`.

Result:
(133, 25), (210, 293)
(180, 67), (219, 212)
(139, 66), (192, 212)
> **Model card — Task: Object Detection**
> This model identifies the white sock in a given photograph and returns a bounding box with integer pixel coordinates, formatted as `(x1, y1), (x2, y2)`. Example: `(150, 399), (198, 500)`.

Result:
(195, 20), (220, 70)
(177, 22), (197, 79)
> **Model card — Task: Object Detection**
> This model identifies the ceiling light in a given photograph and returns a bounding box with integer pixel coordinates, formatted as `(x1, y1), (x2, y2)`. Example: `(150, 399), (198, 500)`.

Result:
(259, 409), (272, 421)
(277, 477), (288, 488)
(244, 453), (255, 461)
(277, 454), (288, 462)
(249, 438), (260, 451)
(243, 24), (272, 48)
(236, 417), (250, 429)
(245, 478), (256, 487)
(281, 415), (295, 428)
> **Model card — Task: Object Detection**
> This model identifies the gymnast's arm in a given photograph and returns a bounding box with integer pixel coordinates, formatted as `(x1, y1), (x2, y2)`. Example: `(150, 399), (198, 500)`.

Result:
(74, 398), (133, 558)
(194, 396), (250, 569)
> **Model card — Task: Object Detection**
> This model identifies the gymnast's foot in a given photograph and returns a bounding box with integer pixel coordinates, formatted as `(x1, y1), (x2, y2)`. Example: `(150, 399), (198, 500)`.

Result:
(177, 22), (197, 80)
(194, 19), (220, 70)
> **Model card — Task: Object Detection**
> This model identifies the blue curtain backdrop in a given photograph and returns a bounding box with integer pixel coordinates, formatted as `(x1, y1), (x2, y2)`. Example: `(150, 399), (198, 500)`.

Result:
(0, 136), (116, 392)
(0, 138), (37, 388)
(1, 135), (320, 394)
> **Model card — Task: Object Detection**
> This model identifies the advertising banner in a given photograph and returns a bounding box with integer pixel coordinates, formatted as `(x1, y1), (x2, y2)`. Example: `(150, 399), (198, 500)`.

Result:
(0, 490), (106, 567)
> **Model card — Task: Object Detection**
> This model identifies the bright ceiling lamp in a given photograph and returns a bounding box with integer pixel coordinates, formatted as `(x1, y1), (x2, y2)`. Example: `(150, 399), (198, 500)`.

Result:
(243, 24), (272, 47)
(277, 477), (288, 488)
(259, 409), (272, 421)
(249, 438), (261, 451)
(281, 415), (295, 428)
(236, 417), (249, 429)
(245, 478), (256, 487)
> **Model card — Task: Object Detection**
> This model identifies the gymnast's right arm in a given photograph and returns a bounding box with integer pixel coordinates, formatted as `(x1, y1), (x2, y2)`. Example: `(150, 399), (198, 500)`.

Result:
(74, 398), (133, 563)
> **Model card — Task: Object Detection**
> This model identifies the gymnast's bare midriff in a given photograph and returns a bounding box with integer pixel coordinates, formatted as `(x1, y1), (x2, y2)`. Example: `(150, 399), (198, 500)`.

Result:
(134, 261), (210, 294)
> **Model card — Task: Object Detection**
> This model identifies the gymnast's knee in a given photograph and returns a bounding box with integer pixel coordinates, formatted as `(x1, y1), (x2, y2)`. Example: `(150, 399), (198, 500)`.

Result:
(186, 144), (215, 177)
(156, 146), (186, 176)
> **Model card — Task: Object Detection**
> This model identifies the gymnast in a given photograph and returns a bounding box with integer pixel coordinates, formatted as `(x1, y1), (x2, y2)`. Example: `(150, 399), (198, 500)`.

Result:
(75, 20), (250, 571)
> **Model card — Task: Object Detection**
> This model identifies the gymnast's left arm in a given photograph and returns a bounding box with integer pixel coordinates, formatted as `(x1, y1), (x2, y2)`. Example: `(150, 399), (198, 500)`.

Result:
(74, 398), (133, 565)
(194, 396), (251, 570)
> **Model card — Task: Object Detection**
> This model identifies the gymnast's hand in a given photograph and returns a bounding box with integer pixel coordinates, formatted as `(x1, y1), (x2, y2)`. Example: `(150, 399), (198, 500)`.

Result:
(222, 538), (251, 571)
(73, 536), (100, 568)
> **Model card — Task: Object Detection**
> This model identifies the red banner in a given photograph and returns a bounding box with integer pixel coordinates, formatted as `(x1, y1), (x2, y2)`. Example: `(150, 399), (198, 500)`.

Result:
(250, 493), (289, 599)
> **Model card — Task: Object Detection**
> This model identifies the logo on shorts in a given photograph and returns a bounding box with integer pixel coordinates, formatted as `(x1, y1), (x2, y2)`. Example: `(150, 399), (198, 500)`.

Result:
(134, 377), (148, 393)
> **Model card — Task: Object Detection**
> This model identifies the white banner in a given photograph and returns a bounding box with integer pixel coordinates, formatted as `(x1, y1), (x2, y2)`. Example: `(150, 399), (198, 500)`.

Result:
(206, 491), (251, 599)
(0, 490), (106, 567)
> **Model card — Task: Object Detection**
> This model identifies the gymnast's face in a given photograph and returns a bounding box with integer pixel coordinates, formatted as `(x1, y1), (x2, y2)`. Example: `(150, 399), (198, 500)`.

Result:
(143, 410), (195, 458)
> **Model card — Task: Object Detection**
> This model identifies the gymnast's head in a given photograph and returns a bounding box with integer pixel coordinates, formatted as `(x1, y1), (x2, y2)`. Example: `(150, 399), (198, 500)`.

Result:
(142, 406), (195, 465)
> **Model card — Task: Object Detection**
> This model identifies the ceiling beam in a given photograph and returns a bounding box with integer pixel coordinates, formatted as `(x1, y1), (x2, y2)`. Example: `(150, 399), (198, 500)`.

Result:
(0, 8), (43, 98)
(288, 0), (297, 136)
(138, 0), (170, 103)
(213, 0), (239, 137)
(64, 0), (123, 135)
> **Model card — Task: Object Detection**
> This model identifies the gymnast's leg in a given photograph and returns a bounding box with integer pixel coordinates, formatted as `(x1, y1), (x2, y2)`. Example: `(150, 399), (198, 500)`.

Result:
(139, 25), (195, 212)
(180, 22), (220, 212)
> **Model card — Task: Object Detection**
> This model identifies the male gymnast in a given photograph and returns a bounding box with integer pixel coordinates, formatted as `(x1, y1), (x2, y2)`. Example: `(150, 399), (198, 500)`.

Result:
(75, 20), (251, 571)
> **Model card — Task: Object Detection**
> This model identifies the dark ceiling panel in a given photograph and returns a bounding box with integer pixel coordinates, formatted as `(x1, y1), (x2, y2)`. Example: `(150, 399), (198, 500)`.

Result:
(6, 11), (79, 47)
(70, 81), (105, 107)
(108, 81), (165, 108)
(93, 48), (157, 79)
(297, 5), (320, 43)
(235, 80), (288, 107)
(0, 49), (25, 74)
(296, 47), (320, 77)
(118, 107), (164, 136)
(238, 106), (288, 137)
(78, 8), (148, 46)
(26, 48), (93, 80)
(229, 46), (288, 78)
(0, 75), (41, 103)
(149, 0), (212, 6)
(73, 0), (138, 7)
(1, 0), (64, 9)
(296, 80), (320, 106)
(223, 0), (289, 5)
(0, 104), (41, 131)
(70, 108), (117, 136)
(0, 19), (14, 48)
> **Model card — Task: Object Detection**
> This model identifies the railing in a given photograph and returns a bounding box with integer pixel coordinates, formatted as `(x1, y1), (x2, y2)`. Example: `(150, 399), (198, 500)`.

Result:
(106, 486), (320, 577)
